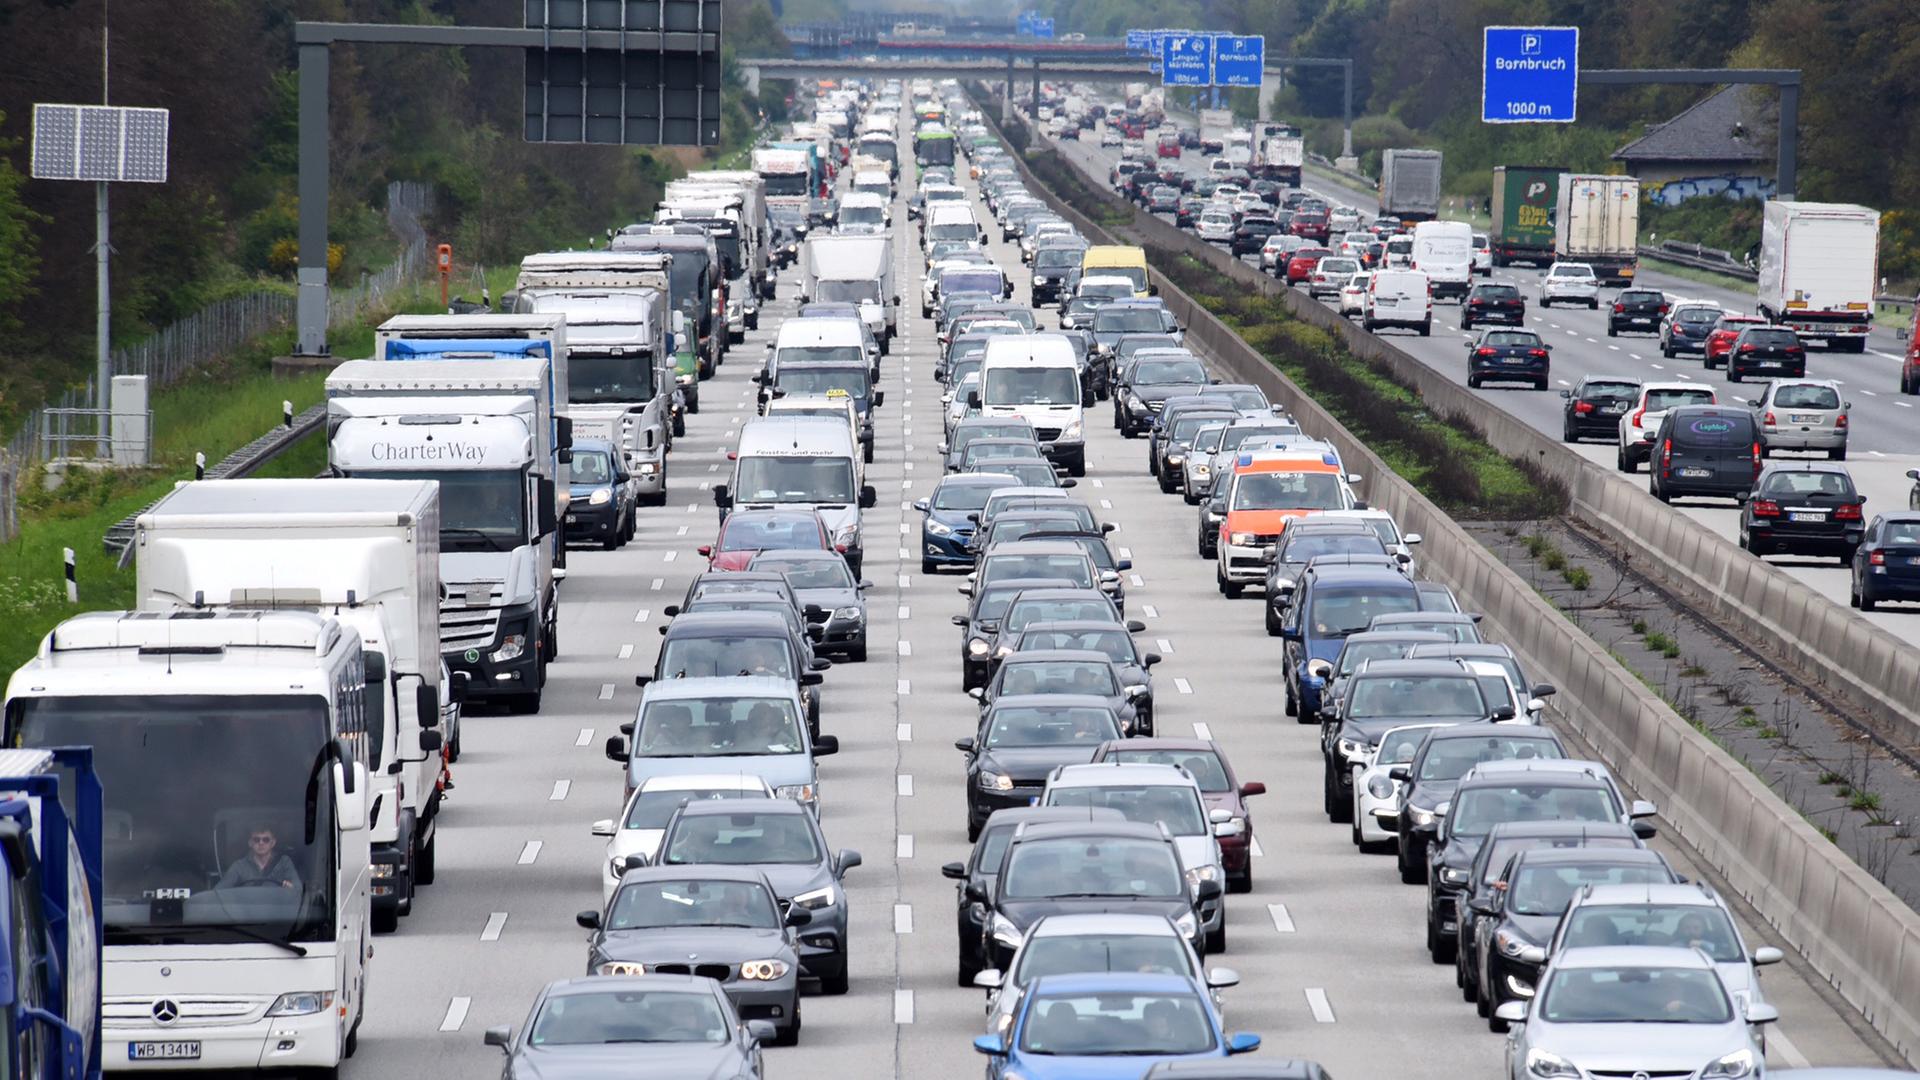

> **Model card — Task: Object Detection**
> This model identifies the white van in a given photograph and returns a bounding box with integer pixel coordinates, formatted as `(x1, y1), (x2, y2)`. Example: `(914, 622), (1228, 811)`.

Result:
(764, 318), (870, 387)
(924, 203), (982, 252)
(1410, 220), (1473, 300)
(719, 415), (878, 574)
(977, 335), (1086, 476)
(1362, 269), (1432, 336)
(765, 392), (868, 476)
(835, 191), (890, 235)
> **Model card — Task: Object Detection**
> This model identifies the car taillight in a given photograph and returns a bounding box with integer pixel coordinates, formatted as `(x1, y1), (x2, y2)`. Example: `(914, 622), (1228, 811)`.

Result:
(1871, 550), (1886, 565)
(1612, 303), (1625, 313)
(1788, 347), (1805, 356)
(1763, 411), (1776, 425)
(1752, 442), (1763, 478)
(1837, 503), (1864, 522)
(1658, 304), (1670, 314)
(1751, 498), (1781, 517)
(1631, 408), (1645, 428)
(1574, 401), (1594, 414)
(1836, 412), (1848, 428)
(1661, 438), (1672, 471)
(1476, 347), (1496, 357)
(1529, 349), (1548, 358)
(1739, 344), (1757, 352)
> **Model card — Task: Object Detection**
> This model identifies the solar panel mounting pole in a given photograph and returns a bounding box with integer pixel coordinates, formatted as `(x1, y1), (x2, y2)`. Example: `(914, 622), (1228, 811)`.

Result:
(96, 0), (111, 453)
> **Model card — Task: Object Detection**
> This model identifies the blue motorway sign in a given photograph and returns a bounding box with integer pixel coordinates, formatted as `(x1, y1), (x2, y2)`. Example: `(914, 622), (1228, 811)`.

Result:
(1033, 17), (1054, 39)
(1212, 33), (1263, 86)
(1126, 29), (1147, 52)
(1160, 32), (1212, 86)
(1482, 26), (1579, 123)
(1016, 10), (1036, 34)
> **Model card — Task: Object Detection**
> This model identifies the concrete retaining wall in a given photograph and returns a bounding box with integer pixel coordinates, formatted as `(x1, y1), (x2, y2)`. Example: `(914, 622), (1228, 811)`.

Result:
(987, 108), (1920, 1063)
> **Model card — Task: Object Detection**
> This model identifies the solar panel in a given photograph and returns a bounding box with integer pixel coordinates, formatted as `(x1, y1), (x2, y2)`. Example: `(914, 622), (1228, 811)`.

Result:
(30, 104), (169, 183)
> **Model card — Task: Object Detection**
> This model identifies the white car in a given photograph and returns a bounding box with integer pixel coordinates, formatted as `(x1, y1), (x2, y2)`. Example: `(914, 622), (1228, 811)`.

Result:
(1338, 272), (1370, 317)
(1472, 233), (1493, 276)
(1231, 192), (1266, 215)
(1329, 207), (1363, 234)
(1309, 257), (1362, 299)
(1209, 158), (1234, 175)
(1261, 234), (1293, 271)
(1197, 210), (1236, 243)
(1351, 723), (1447, 851)
(1100, 126), (1122, 146)
(591, 773), (775, 902)
(1616, 381), (1718, 472)
(1540, 262), (1601, 308)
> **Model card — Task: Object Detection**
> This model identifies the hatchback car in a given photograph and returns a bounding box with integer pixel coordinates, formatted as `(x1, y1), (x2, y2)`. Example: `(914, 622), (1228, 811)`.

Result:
(973, 973), (1261, 1076)
(1727, 326), (1808, 382)
(1391, 724), (1569, 884)
(592, 773), (774, 902)
(700, 508), (834, 572)
(1748, 378), (1849, 459)
(1089, 738), (1264, 893)
(484, 976), (772, 1078)
(1618, 383), (1717, 472)
(565, 438), (636, 549)
(1660, 301), (1723, 357)
(918, 473), (1019, 573)
(1704, 313), (1768, 369)
(1338, 272), (1370, 317)
(1538, 263), (1599, 308)
(1558, 376), (1640, 443)
(1308, 257), (1361, 299)
(1740, 462), (1865, 561)
(976, 913), (1235, 1041)
(610, 675), (834, 807)
(960, 696), (1126, 839)
(1466, 329), (1552, 390)
(944, 805), (1129, 985)
(1460, 282), (1526, 329)
(1607, 288), (1669, 336)
(1850, 513), (1920, 610)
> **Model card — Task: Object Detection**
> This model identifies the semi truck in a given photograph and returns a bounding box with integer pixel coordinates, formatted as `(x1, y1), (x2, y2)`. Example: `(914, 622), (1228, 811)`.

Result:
(1554, 174), (1641, 285)
(0, 747), (103, 1080)
(1489, 165), (1565, 267)
(1757, 201), (1880, 353)
(1379, 149), (1443, 222)
(1252, 123), (1303, 186)
(326, 358), (565, 714)
(6, 610), (373, 1074)
(673, 170), (773, 301)
(135, 478), (450, 935)
(800, 233), (899, 347)
(1198, 108), (1234, 156)
(611, 227), (727, 383)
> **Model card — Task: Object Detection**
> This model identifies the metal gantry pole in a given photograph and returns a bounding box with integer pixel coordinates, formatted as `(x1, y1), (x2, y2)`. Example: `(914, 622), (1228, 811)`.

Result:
(295, 42), (331, 356)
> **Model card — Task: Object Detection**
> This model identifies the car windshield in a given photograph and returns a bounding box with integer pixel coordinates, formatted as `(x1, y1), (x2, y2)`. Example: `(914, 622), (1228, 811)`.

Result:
(1001, 837), (1184, 899)
(1561, 904), (1744, 961)
(1347, 676), (1487, 719)
(816, 279), (880, 304)
(1193, 426), (1227, 453)
(998, 660), (1118, 697)
(608, 878), (780, 930)
(983, 555), (1094, 588)
(1046, 783), (1206, 835)
(1169, 415), (1228, 441)
(733, 455), (857, 505)
(1507, 864), (1672, 916)
(777, 366), (871, 402)
(1283, 533), (1387, 563)
(942, 270), (1004, 296)
(1375, 726), (1439, 765)
(1418, 736), (1565, 781)
(1450, 784), (1618, 837)
(778, 345), (865, 368)
(624, 786), (768, 828)
(571, 450), (615, 485)
(933, 483), (999, 511)
(964, 442), (1045, 466)
(1095, 309), (1166, 333)
(1101, 750), (1229, 791)
(1013, 934), (1194, 988)
(984, 706), (1121, 747)
(1746, 329), (1800, 347)
(1007, 600), (1117, 630)
(1540, 967), (1732, 1025)
(1018, 991), (1215, 1055)
(718, 513), (824, 550)
(1133, 360), (1207, 384)
(1308, 588), (1421, 636)
(1218, 391), (1267, 411)
(634, 695), (803, 754)
(1020, 628), (1130, 662)
(528, 989), (731, 1046)
(1232, 472), (1344, 510)
(1375, 617), (1479, 641)
(753, 556), (855, 589)
(1761, 470), (1854, 498)
(663, 812), (821, 865)
(1036, 249), (1084, 270)
(1772, 384), (1841, 410)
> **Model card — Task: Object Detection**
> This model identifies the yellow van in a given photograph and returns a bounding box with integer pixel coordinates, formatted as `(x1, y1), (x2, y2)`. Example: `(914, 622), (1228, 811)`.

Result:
(1079, 245), (1152, 298)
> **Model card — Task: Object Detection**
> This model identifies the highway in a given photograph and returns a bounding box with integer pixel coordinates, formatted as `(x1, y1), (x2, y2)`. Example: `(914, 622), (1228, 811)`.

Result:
(1052, 125), (1920, 648)
(324, 115), (1898, 1079)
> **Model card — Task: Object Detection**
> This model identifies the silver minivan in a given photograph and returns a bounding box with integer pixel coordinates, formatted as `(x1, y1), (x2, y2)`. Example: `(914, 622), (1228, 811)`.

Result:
(1746, 378), (1850, 459)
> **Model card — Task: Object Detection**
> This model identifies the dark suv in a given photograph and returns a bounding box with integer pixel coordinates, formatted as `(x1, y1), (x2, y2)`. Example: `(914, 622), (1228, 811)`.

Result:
(941, 805), (1125, 984)
(1606, 289), (1668, 336)
(1321, 659), (1512, 826)
(1390, 724), (1568, 885)
(1460, 282), (1526, 329)
(1740, 462), (1866, 561)
(1648, 406), (1760, 503)
(1727, 326), (1808, 382)
(1558, 376), (1640, 443)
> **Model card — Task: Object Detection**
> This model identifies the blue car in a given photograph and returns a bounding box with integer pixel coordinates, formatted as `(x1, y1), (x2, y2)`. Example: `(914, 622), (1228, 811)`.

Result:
(914, 473), (1019, 574)
(974, 972), (1260, 1080)
(1277, 564), (1422, 724)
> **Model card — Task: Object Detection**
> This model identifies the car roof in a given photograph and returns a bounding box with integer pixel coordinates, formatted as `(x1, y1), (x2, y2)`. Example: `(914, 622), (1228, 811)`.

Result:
(1407, 643), (1515, 659)
(1014, 819), (1168, 844)
(981, 805), (1126, 832)
(1460, 760), (1611, 787)
(1351, 658), (1479, 678)
(543, 974), (717, 996)
(1009, 586), (1112, 602)
(641, 675), (801, 702)
(1424, 722), (1561, 743)
(985, 540), (1092, 556)
(1551, 945), (1715, 970)
(1029, 971), (1198, 995)
(1575, 882), (1724, 907)
(673, 795), (810, 818)
(1509, 846), (1668, 869)
(749, 548), (848, 565)
(1028, 912), (1185, 938)
(939, 472), (1020, 489)
(1097, 736), (1217, 755)
(615, 863), (775, 887)
(637, 772), (773, 792)
(1371, 610), (1476, 622)
(1303, 565), (1417, 588)
(1049, 761), (1195, 787)
(663, 611), (793, 635)
(1484, 821), (1637, 841)
(1145, 1061), (1330, 1080)
(990, 693), (1123, 711)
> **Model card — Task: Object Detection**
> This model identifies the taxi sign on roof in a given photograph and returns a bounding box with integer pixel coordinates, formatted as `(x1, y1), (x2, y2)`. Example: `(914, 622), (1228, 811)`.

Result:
(825, 388), (849, 398)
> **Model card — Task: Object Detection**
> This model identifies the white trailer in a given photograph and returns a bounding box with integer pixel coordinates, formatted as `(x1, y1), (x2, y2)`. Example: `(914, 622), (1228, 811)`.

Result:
(801, 233), (899, 345)
(1554, 174), (1641, 285)
(1757, 200), (1880, 353)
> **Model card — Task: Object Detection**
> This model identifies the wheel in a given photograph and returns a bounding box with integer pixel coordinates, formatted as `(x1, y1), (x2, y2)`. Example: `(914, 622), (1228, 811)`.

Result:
(602, 528), (619, 550)
(414, 832), (436, 885)
(1539, 297), (1551, 309)
(1398, 838), (1426, 885)
(1652, 480), (1669, 504)
(772, 1006), (801, 1046)
(1461, 318), (1473, 331)
(1589, 299), (1599, 309)
(1662, 342), (1675, 358)
(1829, 446), (1848, 461)
(1728, 366), (1742, 383)
(1419, 321), (1431, 337)
(1535, 377), (1548, 391)
(1204, 917), (1226, 955)
(966, 815), (982, 843)
(1462, 950), (1480, 1003)
(1265, 604), (1283, 637)
(508, 690), (542, 715)
(1466, 375), (1480, 389)
(864, 443), (874, 464)
(686, 394), (700, 414)
(1324, 765), (1351, 823)
(848, 642), (868, 662)
(1429, 915), (1456, 964)
(1859, 580), (1877, 611)
(819, 964), (850, 996)
(372, 903), (399, 935)
(672, 413), (687, 438)
(1221, 578), (1243, 599)
(1350, 794), (1364, 847)
(1562, 420), (1577, 443)
(1617, 446), (1636, 473)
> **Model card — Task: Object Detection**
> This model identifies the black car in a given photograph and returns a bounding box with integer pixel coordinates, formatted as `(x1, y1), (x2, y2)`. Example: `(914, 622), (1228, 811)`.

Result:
(1030, 244), (1090, 308)
(1459, 282), (1526, 329)
(942, 806), (1126, 984)
(954, 577), (1080, 691)
(1230, 215), (1281, 256)
(1116, 354), (1212, 437)
(958, 695), (1126, 838)
(1261, 524), (1394, 634)
(1462, 845), (1676, 1029)
(1727, 326), (1808, 382)
(972, 649), (1142, 737)
(747, 549), (872, 662)
(1321, 659), (1511, 826)
(1018, 532), (1134, 613)
(1197, 483), (1228, 559)
(1390, 724), (1568, 885)
(1740, 462), (1866, 561)
(1606, 288), (1668, 336)
(1058, 295), (1106, 332)
(645, 610), (829, 736)
(1465, 329), (1551, 390)
(978, 819), (1213, 970)
(1648, 406), (1760, 503)
(1851, 513), (1920, 610)
(1010, 619), (1162, 735)
(1660, 302), (1722, 358)
(1558, 376), (1640, 443)
(1174, 195), (1206, 229)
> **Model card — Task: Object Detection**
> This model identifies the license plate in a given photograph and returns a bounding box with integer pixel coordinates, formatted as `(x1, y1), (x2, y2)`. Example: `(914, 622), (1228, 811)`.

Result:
(1790, 414), (1821, 424)
(1679, 467), (1711, 478)
(1789, 512), (1827, 523)
(1908, 556), (1920, 566)
(1602, 403), (1627, 414)
(1502, 357), (1525, 365)
(130, 1043), (201, 1061)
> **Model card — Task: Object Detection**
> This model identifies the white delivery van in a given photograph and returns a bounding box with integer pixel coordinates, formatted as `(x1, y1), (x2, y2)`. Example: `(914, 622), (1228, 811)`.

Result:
(924, 203), (982, 252)
(834, 190), (890, 236)
(1410, 220), (1473, 301)
(718, 416), (878, 575)
(765, 392), (865, 482)
(1363, 269), (1433, 336)
(976, 335), (1086, 476)
(802, 233), (899, 345)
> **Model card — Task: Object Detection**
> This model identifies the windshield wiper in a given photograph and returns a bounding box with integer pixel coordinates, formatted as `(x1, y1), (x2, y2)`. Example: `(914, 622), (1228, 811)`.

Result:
(131, 922), (309, 957)
(441, 526), (511, 552)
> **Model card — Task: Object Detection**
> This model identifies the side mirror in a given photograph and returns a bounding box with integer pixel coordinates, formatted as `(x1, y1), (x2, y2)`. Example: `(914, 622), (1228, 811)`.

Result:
(1388, 764), (1412, 784)
(943, 861), (968, 880)
(1630, 799), (1658, 819)
(967, 687), (986, 701)
(484, 1026), (513, 1052)
(1532, 683), (1557, 698)
(1226, 1033), (1260, 1055)
(953, 737), (976, 753)
(746, 1019), (778, 1044)
(604, 735), (629, 763)
(973, 1034), (1009, 1057)
(1205, 967), (1240, 989)
(1404, 533), (1423, 545)
(800, 671), (825, 686)
(967, 390), (982, 409)
(634, 674), (653, 688)
(1116, 558), (1134, 571)
(873, 390), (886, 407)
(1195, 877), (1223, 900)
(713, 484), (733, 509)
(913, 498), (931, 512)
(973, 968), (1004, 990)
(860, 485), (878, 509)
(1517, 944), (1548, 965)
(536, 481), (558, 537)
(576, 909), (602, 930)
(1753, 946), (1784, 966)
(835, 849), (863, 875)
(1143, 653), (1162, 667)
(1558, 389), (1571, 399)
(1493, 1001), (1529, 1023)
(812, 735), (839, 756)
(786, 906), (814, 927)
(591, 818), (615, 838)
(696, 545), (713, 557)
(418, 727), (443, 754)
(1633, 820), (1659, 839)
(1745, 1003), (1780, 1025)
(1491, 705), (1516, 722)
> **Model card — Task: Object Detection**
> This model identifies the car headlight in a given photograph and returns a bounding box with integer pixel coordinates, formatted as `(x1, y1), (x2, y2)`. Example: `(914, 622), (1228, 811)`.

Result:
(792, 884), (836, 910)
(1337, 738), (1371, 761)
(1270, 575), (1295, 594)
(266, 991), (334, 1017)
(1062, 420), (1082, 439)
(1193, 463), (1210, 476)
(1167, 454), (1184, 466)
(1127, 393), (1146, 410)
(968, 638), (990, 657)
(1229, 532), (1255, 546)
(491, 632), (527, 663)
(926, 519), (953, 537)
(991, 912), (1024, 948)
(598, 961), (647, 976)
(739, 959), (791, 981)
(1407, 806), (1437, 828)
(833, 524), (858, 547)
(978, 770), (1014, 791)
(1185, 864), (1219, 892)
(1525, 1049), (1579, 1079)
(1173, 910), (1198, 938)
(588, 487), (612, 506)
(1440, 867), (1470, 886)
(1703, 1051), (1755, 1080)
(832, 606), (863, 621)
(993, 643), (1014, 658)
(776, 784), (816, 803)
(1494, 928), (1532, 958)
(1366, 774), (1396, 799)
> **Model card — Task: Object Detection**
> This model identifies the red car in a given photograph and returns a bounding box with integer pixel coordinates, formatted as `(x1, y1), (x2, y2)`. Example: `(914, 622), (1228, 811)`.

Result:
(1285, 247), (1333, 286)
(1704, 314), (1767, 370)
(697, 508), (833, 571)
(1289, 211), (1331, 244)
(1090, 737), (1265, 892)
(1157, 134), (1181, 158)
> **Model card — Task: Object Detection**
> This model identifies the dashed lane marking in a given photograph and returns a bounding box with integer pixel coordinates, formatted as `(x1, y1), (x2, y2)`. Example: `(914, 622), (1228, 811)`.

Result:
(598, 684), (614, 701)
(894, 904), (914, 934)
(1191, 722), (1212, 740)
(517, 841), (542, 866)
(1175, 678), (1193, 694)
(897, 774), (914, 796)
(438, 997), (471, 1032)
(1268, 904), (1296, 932)
(1305, 988), (1336, 1023)
(575, 728), (593, 747)
(897, 724), (911, 741)
(549, 780), (570, 801)
(898, 834), (914, 859)
(481, 912), (508, 941)
(618, 644), (633, 660)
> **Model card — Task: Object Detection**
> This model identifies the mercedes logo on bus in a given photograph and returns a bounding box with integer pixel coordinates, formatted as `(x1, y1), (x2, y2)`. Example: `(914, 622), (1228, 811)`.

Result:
(151, 999), (181, 1025)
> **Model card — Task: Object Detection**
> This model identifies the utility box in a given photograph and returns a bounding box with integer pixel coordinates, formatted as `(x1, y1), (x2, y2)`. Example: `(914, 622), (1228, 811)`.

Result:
(109, 374), (149, 466)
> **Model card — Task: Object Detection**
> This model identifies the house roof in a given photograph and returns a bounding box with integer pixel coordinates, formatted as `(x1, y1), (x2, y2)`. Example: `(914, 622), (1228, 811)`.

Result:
(1613, 85), (1775, 164)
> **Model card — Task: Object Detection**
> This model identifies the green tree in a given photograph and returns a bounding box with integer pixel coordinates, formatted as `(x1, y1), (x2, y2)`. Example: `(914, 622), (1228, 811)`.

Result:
(0, 110), (44, 340)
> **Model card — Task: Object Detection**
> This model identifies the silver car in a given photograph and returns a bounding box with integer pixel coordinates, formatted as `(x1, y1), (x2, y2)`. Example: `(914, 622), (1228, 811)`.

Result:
(1498, 946), (1776, 1080)
(1180, 422), (1232, 504)
(1747, 379), (1850, 459)
(1534, 883), (1784, 1018)
(973, 913), (1236, 1040)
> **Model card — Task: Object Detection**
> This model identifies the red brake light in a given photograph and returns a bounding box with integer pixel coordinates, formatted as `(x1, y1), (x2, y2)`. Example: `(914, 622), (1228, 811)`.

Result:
(1529, 349), (1548, 358)
(1836, 503), (1864, 522)
(1661, 438), (1672, 471)
(1763, 412), (1776, 426)
(1476, 347), (1496, 357)
(1836, 413), (1848, 428)
(1751, 498), (1781, 517)
(1631, 408), (1646, 428)
(1574, 401), (1594, 415)
(1739, 344), (1757, 352)
(1752, 442), (1763, 478)
(1612, 303), (1625, 313)
(1871, 551), (1886, 566)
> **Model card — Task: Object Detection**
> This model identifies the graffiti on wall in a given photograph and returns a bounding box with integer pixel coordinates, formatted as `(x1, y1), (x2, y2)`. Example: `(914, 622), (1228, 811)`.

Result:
(1648, 174), (1777, 207)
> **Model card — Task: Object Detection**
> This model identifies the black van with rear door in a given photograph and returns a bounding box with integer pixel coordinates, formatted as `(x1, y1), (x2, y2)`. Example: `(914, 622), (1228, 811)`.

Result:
(1648, 405), (1758, 503)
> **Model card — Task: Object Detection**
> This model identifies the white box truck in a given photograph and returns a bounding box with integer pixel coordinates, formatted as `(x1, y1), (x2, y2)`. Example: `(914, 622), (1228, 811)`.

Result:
(1757, 200), (1880, 353)
(135, 478), (450, 935)
(1554, 174), (1641, 285)
(326, 358), (563, 714)
(801, 233), (899, 347)
(6, 609), (372, 1074)
(1253, 123), (1304, 186)
(1379, 149), (1443, 222)
(1198, 108), (1235, 155)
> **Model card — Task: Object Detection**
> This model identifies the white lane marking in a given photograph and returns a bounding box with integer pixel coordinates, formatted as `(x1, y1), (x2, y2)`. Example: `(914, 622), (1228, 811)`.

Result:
(677, 525), (689, 536)
(898, 679), (911, 696)
(1251, 837), (1264, 858)
(517, 841), (542, 865)
(1900, 401), (1914, 408)
(897, 723), (912, 741)
(898, 640), (913, 657)
(549, 780), (570, 801)
(1092, 478), (1105, 488)
(1650, 363), (1665, 370)
(1142, 605), (1159, 619)
(481, 911), (509, 941)
(1584, 337), (1598, 344)
(1305, 988), (1336, 1023)
(1157, 638), (1174, 653)
(900, 522), (910, 534)
(634, 609), (650, 623)
(575, 728), (593, 747)
(902, 479), (913, 489)
(1129, 574), (1144, 587)
(663, 550), (677, 563)
(1607, 344), (1620, 351)
(1771, 1027), (1812, 1069)
(1557, 378), (1572, 387)
(898, 834), (915, 859)
(700, 479), (712, 489)
(707, 464), (718, 473)
(897, 774), (914, 796)
(1870, 450), (1887, 457)
(1174, 678), (1194, 694)
(894, 904), (914, 934)
(598, 683), (614, 701)
(1118, 547), (1133, 560)
(1629, 353), (1643, 360)
(1100, 499), (1113, 509)
(899, 605), (911, 620)
(618, 644), (633, 660)
(898, 547), (911, 560)
(1548, 323), (1560, 329)
(1268, 904), (1296, 932)
(1191, 721), (1212, 740)
(894, 989), (915, 1024)
(439, 996), (471, 1032)
(1677, 372), (1692, 380)
(1863, 389), (1878, 397)
(651, 577), (664, 591)
(899, 574), (911, 588)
